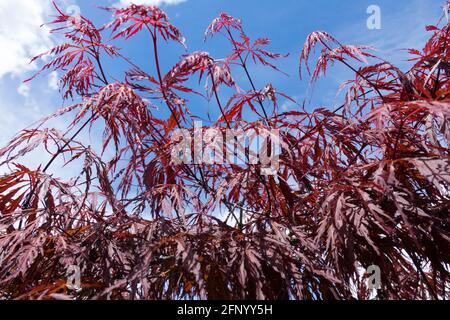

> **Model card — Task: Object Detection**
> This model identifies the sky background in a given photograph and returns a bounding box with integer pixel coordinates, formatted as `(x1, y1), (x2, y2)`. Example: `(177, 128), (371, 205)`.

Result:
(0, 0), (445, 178)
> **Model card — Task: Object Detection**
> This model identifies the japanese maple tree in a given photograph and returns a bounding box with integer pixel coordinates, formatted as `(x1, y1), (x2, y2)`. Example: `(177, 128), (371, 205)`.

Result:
(0, 2), (449, 300)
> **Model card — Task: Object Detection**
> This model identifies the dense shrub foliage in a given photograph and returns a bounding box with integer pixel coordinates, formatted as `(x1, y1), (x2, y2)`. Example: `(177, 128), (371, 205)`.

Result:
(0, 2), (449, 300)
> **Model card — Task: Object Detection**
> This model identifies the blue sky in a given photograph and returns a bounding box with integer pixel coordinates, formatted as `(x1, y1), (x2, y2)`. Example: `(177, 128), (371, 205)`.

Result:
(0, 0), (445, 177)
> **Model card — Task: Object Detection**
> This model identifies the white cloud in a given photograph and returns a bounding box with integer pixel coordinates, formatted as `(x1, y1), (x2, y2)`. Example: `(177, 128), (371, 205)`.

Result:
(0, 0), (56, 147)
(0, 0), (54, 79)
(115, 0), (186, 7)
(0, 0), (80, 179)
(48, 71), (60, 90)
(337, 0), (439, 68)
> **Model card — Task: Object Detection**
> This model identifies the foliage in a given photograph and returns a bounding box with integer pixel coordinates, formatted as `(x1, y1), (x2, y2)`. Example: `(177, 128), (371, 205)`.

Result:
(0, 1), (449, 300)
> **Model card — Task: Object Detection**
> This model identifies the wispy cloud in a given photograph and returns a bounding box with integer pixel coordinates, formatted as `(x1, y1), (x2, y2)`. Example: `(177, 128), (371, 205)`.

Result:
(0, 0), (54, 79)
(336, 0), (440, 67)
(301, 0), (442, 109)
(0, 0), (56, 149)
(0, 0), (77, 178)
(115, 0), (187, 7)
